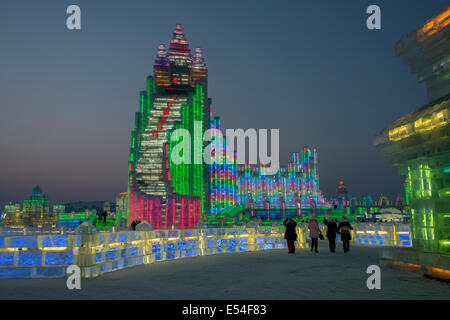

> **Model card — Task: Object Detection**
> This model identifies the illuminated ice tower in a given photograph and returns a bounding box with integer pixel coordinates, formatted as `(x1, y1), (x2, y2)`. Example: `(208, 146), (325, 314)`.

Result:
(300, 147), (321, 204)
(208, 116), (239, 215)
(128, 24), (210, 229)
(336, 178), (348, 206)
(375, 6), (450, 255)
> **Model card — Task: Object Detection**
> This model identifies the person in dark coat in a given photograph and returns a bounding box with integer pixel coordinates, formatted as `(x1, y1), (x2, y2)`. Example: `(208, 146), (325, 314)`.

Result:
(131, 220), (137, 231)
(338, 215), (353, 253)
(323, 215), (338, 252)
(283, 218), (297, 254)
(308, 216), (320, 253)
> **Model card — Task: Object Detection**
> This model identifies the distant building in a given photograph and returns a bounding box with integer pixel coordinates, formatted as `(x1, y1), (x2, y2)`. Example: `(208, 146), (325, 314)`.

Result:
(22, 186), (50, 225)
(3, 204), (21, 225)
(395, 194), (405, 211)
(103, 202), (111, 213)
(53, 204), (66, 218)
(64, 201), (115, 214)
(335, 178), (348, 206)
(2, 186), (58, 226)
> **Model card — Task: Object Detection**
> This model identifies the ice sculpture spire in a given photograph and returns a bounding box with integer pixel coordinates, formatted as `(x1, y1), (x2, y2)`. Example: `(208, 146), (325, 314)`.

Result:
(168, 23), (192, 65)
(154, 44), (169, 67)
(192, 47), (206, 69)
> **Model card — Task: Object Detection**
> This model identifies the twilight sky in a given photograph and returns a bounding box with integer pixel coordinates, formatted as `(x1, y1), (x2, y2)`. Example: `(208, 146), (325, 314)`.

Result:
(0, 0), (448, 209)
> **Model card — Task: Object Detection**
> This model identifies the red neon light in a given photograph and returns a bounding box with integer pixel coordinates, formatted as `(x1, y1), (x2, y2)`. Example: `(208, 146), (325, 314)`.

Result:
(152, 131), (158, 137)
(160, 117), (167, 123)
(157, 124), (163, 130)
(188, 200), (191, 228)
(164, 109), (170, 115)
(165, 199), (169, 229)
(172, 77), (179, 84)
(181, 198), (185, 228)
(171, 95), (177, 100)
(149, 199), (153, 227)
(173, 199), (176, 227)
(167, 102), (173, 108)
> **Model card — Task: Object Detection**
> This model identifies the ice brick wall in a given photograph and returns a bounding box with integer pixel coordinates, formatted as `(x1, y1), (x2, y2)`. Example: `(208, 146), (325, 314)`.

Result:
(352, 224), (411, 247)
(78, 226), (290, 278)
(0, 224), (411, 279)
(0, 234), (80, 278)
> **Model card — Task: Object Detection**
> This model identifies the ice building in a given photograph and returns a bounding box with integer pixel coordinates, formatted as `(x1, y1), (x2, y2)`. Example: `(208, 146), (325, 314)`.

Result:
(374, 6), (450, 258)
(237, 147), (324, 206)
(126, 25), (328, 227)
(208, 145), (327, 219)
(2, 186), (58, 226)
(128, 24), (210, 229)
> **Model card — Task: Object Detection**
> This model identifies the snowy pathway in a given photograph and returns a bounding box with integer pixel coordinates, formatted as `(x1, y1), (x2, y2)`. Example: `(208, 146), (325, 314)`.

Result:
(1, 243), (449, 299)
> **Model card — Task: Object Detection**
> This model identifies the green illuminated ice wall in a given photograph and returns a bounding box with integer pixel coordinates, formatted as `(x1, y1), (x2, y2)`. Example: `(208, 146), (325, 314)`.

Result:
(403, 155), (450, 254)
(168, 83), (206, 213)
(375, 6), (450, 255)
(129, 77), (155, 168)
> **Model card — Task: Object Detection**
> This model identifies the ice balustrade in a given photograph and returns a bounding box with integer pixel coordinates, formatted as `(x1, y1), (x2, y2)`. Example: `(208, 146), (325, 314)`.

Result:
(0, 223), (411, 278)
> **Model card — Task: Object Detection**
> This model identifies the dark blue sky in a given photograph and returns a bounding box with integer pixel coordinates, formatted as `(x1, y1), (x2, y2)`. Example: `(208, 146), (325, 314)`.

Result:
(0, 0), (448, 208)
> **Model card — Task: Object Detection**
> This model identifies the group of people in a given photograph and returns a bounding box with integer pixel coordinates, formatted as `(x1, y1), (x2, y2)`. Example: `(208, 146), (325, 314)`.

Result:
(283, 214), (353, 254)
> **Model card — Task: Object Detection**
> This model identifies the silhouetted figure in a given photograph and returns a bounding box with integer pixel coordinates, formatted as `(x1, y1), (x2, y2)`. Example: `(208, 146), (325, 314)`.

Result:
(283, 218), (297, 254)
(103, 211), (108, 225)
(338, 215), (353, 253)
(131, 220), (137, 231)
(324, 215), (338, 252)
(308, 216), (320, 253)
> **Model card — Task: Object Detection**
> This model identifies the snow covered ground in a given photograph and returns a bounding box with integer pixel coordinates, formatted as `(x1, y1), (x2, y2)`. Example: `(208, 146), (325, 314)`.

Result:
(0, 242), (449, 300)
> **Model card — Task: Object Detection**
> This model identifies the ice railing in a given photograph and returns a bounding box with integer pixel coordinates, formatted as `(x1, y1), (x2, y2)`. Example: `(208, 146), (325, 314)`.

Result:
(0, 223), (411, 278)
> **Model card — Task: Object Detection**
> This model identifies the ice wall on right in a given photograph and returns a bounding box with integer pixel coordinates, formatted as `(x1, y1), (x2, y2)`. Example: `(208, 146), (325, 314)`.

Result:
(374, 6), (450, 255)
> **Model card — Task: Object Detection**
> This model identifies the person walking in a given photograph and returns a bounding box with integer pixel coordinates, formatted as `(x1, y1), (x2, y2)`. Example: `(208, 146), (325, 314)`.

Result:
(338, 215), (353, 253)
(308, 215), (320, 253)
(131, 220), (137, 231)
(283, 218), (297, 254)
(323, 214), (338, 252)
